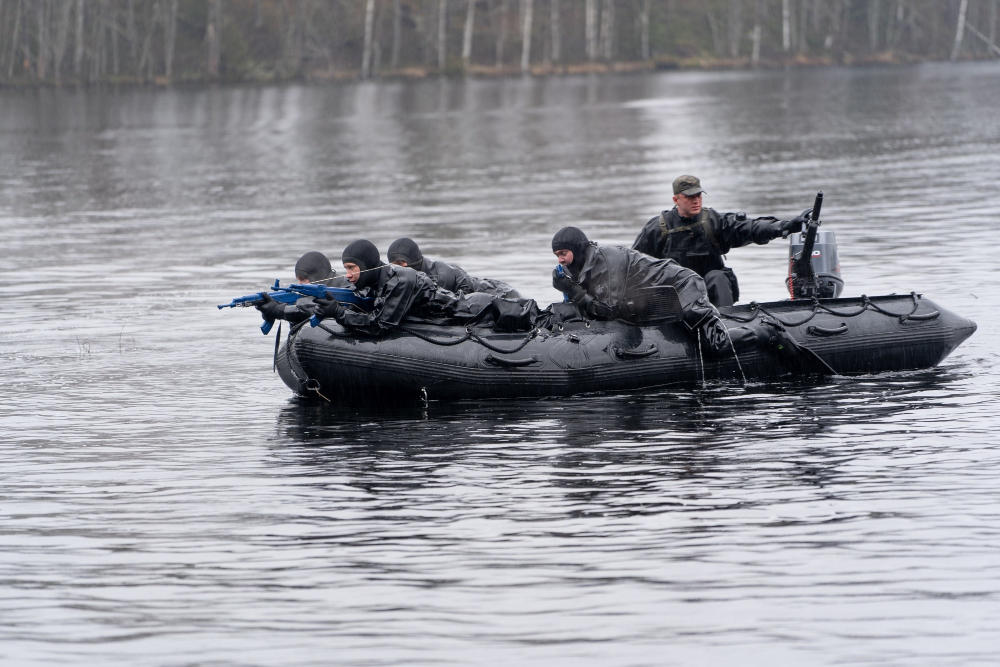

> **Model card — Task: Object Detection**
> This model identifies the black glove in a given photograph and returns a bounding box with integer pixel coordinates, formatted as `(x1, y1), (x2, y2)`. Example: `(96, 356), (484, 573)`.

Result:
(779, 208), (813, 237)
(255, 293), (287, 321)
(304, 296), (345, 321)
(700, 317), (730, 354)
(682, 296), (721, 332)
(552, 267), (588, 302)
(582, 296), (615, 320)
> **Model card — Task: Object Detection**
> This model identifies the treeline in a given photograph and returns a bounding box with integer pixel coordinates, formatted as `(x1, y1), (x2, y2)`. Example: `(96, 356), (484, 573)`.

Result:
(2, 0), (998, 86)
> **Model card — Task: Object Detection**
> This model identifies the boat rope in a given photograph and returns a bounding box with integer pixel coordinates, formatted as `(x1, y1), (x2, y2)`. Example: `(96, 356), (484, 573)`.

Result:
(719, 292), (933, 328)
(282, 320), (331, 402)
(399, 324), (541, 354)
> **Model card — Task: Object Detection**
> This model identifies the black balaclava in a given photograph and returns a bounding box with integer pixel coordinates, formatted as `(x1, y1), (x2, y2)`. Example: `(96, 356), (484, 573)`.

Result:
(551, 226), (591, 277)
(387, 237), (424, 271)
(342, 239), (385, 290)
(294, 251), (334, 283)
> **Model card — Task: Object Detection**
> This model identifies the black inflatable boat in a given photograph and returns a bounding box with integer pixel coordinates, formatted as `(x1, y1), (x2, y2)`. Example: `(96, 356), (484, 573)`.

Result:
(274, 292), (977, 401)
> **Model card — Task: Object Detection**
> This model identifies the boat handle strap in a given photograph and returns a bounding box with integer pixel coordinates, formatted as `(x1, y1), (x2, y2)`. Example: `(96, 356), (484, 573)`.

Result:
(484, 354), (540, 367)
(614, 344), (659, 359)
(806, 323), (849, 336)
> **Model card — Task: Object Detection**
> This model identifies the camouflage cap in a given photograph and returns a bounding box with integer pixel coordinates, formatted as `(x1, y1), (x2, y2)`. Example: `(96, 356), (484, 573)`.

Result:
(672, 174), (706, 196)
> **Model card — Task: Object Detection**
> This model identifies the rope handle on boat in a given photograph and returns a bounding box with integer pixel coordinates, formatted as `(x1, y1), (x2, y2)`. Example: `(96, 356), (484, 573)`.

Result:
(806, 323), (849, 337)
(721, 292), (937, 329)
(484, 353), (540, 367)
(613, 343), (659, 359)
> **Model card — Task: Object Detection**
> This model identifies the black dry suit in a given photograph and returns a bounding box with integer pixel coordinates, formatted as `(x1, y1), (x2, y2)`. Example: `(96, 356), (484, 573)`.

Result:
(560, 240), (812, 359)
(388, 237), (520, 298)
(330, 240), (536, 336)
(564, 242), (720, 334)
(258, 250), (351, 324)
(632, 207), (786, 306)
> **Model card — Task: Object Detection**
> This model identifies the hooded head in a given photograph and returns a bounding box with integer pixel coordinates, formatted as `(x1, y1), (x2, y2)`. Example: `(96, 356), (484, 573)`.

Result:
(294, 251), (334, 283)
(551, 226), (591, 275)
(387, 237), (424, 271)
(341, 239), (384, 290)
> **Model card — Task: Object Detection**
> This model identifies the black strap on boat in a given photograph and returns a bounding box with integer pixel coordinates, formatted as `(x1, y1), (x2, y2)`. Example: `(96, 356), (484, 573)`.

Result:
(720, 292), (932, 329)
(282, 320), (330, 402)
(398, 324), (540, 355)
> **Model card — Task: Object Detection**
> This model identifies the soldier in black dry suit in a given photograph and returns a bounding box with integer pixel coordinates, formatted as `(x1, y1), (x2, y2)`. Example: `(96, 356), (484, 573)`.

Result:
(308, 239), (536, 336)
(255, 250), (352, 325)
(552, 226), (814, 363)
(387, 237), (520, 298)
(632, 174), (811, 307)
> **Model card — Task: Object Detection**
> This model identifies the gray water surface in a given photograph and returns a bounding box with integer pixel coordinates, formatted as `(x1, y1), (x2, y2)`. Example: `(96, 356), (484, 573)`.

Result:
(2, 63), (999, 666)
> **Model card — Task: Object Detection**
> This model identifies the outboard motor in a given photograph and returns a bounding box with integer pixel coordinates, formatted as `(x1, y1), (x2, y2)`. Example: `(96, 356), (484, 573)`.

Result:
(786, 191), (845, 299)
(787, 228), (844, 298)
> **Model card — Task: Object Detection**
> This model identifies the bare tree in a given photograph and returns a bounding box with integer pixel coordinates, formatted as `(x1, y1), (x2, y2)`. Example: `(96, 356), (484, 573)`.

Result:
(205, 0), (222, 77)
(462, 0), (475, 66)
(520, 0), (533, 72)
(951, 0), (969, 60)
(52, 0), (73, 83)
(599, 0), (614, 60)
(638, 0), (650, 61)
(165, 0), (178, 79)
(585, 0), (598, 60)
(751, 0), (763, 66)
(362, 0), (376, 77)
(437, 0), (447, 70)
(728, 0), (744, 59)
(390, 0), (401, 68)
(495, 0), (508, 68)
(550, 0), (561, 63)
(782, 0), (791, 52)
(73, 0), (83, 78)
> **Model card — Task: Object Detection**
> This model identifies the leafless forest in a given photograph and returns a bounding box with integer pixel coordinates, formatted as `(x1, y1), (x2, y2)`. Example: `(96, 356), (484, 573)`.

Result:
(2, 0), (998, 85)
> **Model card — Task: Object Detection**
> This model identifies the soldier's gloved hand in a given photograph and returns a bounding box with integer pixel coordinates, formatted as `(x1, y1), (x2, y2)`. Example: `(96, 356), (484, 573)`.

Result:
(700, 317), (730, 353)
(552, 266), (576, 293)
(552, 267), (588, 302)
(682, 296), (721, 332)
(305, 296), (345, 321)
(779, 208), (813, 237)
(255, 293), (286, 321)
(583, 297), (615, 320)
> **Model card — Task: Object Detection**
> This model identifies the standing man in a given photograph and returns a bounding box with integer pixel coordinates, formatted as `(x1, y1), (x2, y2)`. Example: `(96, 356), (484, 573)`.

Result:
(632, 175), (810, 307)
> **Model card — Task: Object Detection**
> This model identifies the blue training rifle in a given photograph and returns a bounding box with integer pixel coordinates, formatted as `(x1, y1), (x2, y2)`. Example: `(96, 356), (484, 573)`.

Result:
(283, 283), (374, 327)
(218, 279), (300, 335)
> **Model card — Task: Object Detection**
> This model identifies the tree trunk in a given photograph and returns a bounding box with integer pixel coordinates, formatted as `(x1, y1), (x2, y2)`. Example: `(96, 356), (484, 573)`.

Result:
(751, 0), (762, 66)
(205, 0), (222, 77)
(639, 0), (650, 60)
(520, 0), (533, 72)
(462, 0), (475, 66)
(868, 0), (880, 52)
(951, 0), (968, 60)
(550, 0), (561, 63)
(391, 0), (401, 69)
(164, 0), (178, 79)
(7, 0), (22, 79)
(782, 0), (791, 52)
(495, 0), (508, 68)
(36, 0), (48, 80)
(52, 0), (73, 83)
(991, 0), (998, 51)
(599, 0), (614, 60)
(362, 0), (376, 78)
(585, 0), (597, 61)
(728, 0), (743, 59)
(437, 0), (447, 71)
(74, 0), (83, 78)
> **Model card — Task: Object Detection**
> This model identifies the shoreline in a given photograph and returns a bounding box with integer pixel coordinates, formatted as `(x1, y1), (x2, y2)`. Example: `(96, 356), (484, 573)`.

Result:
(1, 52), (990, 90)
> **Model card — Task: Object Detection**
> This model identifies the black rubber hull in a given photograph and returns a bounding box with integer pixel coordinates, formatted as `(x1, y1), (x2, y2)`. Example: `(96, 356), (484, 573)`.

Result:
(275, 294), (976, 401)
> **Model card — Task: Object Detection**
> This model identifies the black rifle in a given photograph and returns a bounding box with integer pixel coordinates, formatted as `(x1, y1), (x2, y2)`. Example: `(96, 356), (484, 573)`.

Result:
(788, 191), (824, 300)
